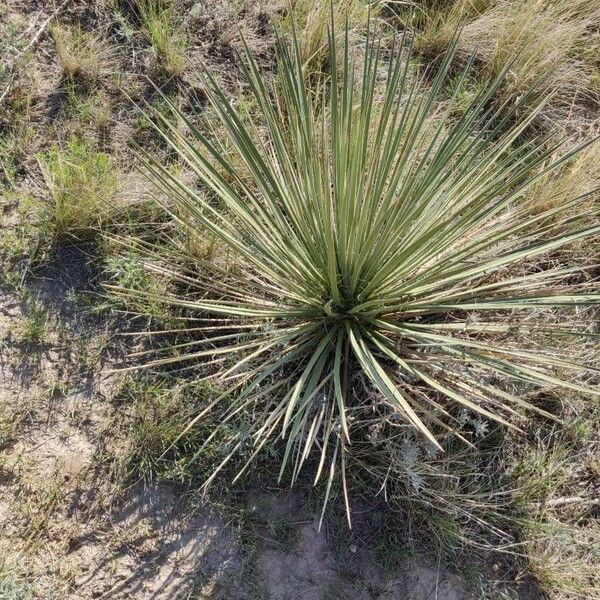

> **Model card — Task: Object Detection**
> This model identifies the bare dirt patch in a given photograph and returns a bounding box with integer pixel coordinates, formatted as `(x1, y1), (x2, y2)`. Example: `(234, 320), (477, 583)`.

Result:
(63, 483), (248, 600)
(249, 490), (476, 600)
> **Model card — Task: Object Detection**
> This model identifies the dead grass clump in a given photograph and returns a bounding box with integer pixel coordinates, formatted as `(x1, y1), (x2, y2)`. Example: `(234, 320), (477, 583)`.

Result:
(279, 0), (373, 73)
(525, 142), (600, 222)
(462, 0), (600, 112)
(525, 519), (600, 600)
(0, 19), (43, 183)
(581, 30), (600, 99)
(50, 23), (116, 83)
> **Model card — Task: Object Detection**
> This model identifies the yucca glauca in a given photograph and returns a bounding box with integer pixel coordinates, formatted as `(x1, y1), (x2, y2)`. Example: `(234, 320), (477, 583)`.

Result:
(119, 21), (599, 522)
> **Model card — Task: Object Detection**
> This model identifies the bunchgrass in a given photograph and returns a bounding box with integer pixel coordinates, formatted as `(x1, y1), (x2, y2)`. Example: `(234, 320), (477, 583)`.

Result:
(408, 0), (600, 125)
(50, 23), (115, 84)
(37, 138), (119, 237)
(462, 0), (600, 115)
(410, 0), (487, 61)
(112, 19), (600, 526)
(135, 0), (187, 79)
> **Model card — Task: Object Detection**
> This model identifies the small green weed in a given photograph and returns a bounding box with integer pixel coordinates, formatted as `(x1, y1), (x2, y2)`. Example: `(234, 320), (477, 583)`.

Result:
(0, 561), (39, 600)
(103, 251), (175, 321)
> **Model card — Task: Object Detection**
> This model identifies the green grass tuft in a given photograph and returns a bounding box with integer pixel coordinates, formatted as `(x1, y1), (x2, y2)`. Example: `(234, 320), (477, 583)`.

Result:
(37, 138), (119, 238)
(135, 0), (187, 79)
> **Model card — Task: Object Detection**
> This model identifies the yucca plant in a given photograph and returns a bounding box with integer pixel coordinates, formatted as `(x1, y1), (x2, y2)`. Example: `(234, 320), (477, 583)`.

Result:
(114, 18), (599, 524)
